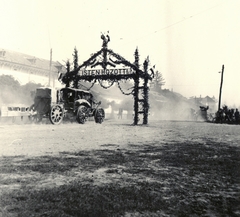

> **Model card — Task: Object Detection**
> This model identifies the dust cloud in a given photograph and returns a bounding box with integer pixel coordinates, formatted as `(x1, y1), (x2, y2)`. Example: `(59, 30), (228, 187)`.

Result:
(0, 86), (34, 106)
(0, 79), (208, 122)
(95, 84), (204, 122)
(148, 91), (204, 121)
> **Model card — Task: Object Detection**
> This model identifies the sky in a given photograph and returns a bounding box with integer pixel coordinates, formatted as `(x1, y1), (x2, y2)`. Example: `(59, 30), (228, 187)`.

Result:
(0, 0), (240, 107)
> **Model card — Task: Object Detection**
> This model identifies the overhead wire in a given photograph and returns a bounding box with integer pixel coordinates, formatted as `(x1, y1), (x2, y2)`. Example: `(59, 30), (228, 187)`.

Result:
(122, 1), (227, 45)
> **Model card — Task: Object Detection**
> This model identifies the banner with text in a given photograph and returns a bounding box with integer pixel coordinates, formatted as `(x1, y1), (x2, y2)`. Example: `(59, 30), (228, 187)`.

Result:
(79, 68), (134, 76)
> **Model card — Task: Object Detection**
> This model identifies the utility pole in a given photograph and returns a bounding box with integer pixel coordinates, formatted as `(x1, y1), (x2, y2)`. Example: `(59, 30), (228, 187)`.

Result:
(218, 64), (224, 111)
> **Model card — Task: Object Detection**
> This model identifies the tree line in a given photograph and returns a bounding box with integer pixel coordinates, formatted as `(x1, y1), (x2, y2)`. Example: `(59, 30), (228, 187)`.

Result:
(0, 75), (42, 105)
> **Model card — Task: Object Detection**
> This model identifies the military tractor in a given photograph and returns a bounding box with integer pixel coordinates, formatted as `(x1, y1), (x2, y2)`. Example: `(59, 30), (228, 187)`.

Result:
(30, 87), (105, 125)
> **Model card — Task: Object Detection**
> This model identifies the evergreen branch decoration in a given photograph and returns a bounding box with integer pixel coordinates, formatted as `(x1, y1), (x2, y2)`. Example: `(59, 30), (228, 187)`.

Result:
(109, 57), (124, 65)
(134, 48), (139, 68)
(143, 57), (150, 124)
(78, 78), (97, 91)
(88, 59), (97, 66)
(77, 50), (103, 70)
(73, 47), (79, 71)
(87, 78), (97, 90)
(133, 47), (140, 125)
(98, 79), (115, 89)
(107, 49), (147, 78)
(133, 76), (139, 125)
(117, 81), (134, 95)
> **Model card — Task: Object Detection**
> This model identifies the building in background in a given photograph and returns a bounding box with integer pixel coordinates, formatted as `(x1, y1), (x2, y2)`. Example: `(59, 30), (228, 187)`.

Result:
(0, 48), (65, 88)
(189, 95), (217, 112)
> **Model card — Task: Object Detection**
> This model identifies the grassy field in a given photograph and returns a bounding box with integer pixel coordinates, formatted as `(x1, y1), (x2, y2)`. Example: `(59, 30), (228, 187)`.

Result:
(0, 137), (239, 216)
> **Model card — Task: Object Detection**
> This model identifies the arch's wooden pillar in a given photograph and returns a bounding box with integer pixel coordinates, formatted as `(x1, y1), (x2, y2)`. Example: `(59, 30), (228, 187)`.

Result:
(142, 77), (149, 125)
(143, 59), (149, 125)
(133, 71), (139, 125)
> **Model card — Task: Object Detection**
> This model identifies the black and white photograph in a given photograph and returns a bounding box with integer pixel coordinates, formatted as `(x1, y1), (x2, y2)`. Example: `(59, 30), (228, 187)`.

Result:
(0, 0), (239, 216)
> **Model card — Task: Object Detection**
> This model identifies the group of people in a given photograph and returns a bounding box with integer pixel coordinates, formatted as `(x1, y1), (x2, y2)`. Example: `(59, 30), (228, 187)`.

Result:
(215, 105), (239, 124)
(187, 105), (240, 124)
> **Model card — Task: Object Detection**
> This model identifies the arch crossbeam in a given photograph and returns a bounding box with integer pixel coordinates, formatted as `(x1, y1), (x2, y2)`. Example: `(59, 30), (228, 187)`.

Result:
(62, 48), (151, 83)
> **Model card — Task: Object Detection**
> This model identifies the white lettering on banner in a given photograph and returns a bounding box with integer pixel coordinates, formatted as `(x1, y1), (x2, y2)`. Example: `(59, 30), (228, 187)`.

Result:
(79, 68), (134, 76)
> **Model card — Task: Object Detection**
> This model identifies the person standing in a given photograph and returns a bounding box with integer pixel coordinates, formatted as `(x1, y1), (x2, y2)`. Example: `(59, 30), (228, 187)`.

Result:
(118, 108), (123, 119)
(234, 109), (239, 124)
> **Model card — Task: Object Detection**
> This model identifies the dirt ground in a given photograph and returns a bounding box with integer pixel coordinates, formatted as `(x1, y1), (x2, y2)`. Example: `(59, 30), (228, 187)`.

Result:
(1, 118), (240, 157)
(0, 118), (240, 216)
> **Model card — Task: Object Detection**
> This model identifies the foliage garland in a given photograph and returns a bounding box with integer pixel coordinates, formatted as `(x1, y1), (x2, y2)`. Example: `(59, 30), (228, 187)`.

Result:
(117, 81), (134, 96)
(98, 79), (115, 89)
(78, 78), (97, 91)
(86, 78), (97, 91)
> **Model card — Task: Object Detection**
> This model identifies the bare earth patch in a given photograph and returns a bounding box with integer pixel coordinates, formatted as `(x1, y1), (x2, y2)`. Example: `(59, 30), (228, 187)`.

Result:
(0, 119), (239, 216)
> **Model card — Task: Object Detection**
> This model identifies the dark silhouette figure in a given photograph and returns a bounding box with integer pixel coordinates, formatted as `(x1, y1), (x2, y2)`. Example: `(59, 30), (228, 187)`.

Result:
(235, 108), (239, 124)
(101, 33), (110, 48)
(118, 108), (123, 119)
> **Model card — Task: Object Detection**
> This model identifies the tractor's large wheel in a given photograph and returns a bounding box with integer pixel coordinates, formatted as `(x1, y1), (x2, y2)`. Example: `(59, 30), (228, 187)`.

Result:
(49, 105), (63, 125)
(77, 105), (88, 124)
(94, 108), (105, 124)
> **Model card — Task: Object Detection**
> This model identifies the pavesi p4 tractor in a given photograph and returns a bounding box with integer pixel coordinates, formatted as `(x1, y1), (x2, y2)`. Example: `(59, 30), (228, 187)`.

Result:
(30, 87), (105, 125)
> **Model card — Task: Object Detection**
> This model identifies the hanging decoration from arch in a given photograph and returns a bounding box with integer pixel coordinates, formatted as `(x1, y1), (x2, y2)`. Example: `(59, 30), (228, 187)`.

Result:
(60, 34), (153, 125)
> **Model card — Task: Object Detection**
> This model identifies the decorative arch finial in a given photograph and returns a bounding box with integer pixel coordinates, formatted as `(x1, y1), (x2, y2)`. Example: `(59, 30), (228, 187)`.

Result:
(101, 32), (110, 48)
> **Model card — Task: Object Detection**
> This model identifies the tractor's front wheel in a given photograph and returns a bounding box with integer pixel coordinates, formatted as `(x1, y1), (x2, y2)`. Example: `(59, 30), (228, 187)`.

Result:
(94, 108), (105, 124)
(77, 105), (88, 124)
(49, 105), (63, 125)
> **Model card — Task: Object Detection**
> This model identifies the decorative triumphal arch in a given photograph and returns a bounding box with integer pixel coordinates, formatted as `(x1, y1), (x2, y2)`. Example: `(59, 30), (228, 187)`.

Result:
(60, 34), (153, 125)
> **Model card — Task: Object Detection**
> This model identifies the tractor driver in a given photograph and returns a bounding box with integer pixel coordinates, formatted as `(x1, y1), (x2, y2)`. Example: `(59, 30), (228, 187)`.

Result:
(68, 92), (74, 103)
